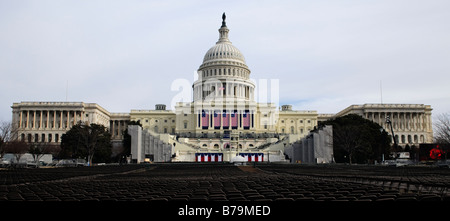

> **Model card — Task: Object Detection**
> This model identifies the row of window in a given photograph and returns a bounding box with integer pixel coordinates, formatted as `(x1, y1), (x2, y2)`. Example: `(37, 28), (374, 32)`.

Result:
(20, 133), (60, 143)
(143, 119), (175, 123)
(201, 67), (249, 79)
(279, 127), (312, 134)
(280, 119), (312, 124)
(394, 134), (426, 144)
(201, 143), (255, 149)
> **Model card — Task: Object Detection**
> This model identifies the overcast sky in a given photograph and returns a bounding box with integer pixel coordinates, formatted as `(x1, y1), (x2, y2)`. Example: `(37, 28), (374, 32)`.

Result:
(1, 0), (449, 122)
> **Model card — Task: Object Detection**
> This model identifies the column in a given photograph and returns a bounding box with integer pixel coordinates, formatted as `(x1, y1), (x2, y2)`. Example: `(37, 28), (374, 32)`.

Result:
(251, 111), (254, 129)
(26, 111), (29, 128)
(407, 113), (410, 131)
(53, 111), (56, 129)
(196, 110), (200, 129)
(60, 111), (63, 129)
(239, 111), (242, 129)
(46, 111), (50, 129)
(216, 82), (219, 97)
(119, 120), (122, 139)
(111, 120), (116, 136)
(39, 111), (43, 129)
(419, 113), (423, 131)
(414, 113), (418, 131)
(394, 112), (398, 130)
(66, 111), (70, 128)
(220, 110), (223, 130)
(19, 111), (23, 128)
(32, 111), (36, 129)
(229, 110), (232, 128)
(209, 110), (212, 128)
(404, 112), (408, 131)
(377, 112), (381, 125)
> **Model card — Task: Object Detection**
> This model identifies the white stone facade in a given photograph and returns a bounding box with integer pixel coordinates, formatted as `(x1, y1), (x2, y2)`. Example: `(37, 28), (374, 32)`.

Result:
(331, 104), (433, 146)
(11, 102), (129, 143)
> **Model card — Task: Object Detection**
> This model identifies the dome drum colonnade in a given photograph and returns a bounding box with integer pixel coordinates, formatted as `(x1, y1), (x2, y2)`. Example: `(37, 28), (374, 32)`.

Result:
(192, 13), (256, 132)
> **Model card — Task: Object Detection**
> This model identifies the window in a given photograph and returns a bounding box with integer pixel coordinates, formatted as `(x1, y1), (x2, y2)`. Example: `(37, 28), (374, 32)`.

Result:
(184, 122), (188, 129)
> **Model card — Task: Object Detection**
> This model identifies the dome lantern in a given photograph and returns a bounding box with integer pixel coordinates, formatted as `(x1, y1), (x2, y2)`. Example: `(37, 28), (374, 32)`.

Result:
(217, 12), (230, 44)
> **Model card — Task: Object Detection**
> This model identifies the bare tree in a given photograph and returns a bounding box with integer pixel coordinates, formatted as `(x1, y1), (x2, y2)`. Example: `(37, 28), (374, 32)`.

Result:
(0, 121), (18, 158)
(29, 142), (60, 167)
(434, 113), (450, 144)
(4, 140), (29, 166)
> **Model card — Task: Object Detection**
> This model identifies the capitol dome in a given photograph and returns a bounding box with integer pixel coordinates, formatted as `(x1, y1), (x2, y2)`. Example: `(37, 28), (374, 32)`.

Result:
(198, 13), (249, 71)
(193, 13), (254, 103)
(202, 43), (246, 65)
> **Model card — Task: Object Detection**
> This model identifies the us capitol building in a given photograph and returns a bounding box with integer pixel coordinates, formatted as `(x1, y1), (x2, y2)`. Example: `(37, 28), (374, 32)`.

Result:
(10, 14), (433, 162)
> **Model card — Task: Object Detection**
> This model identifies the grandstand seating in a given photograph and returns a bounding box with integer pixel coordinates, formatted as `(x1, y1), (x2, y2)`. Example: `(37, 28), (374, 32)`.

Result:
(0, 163), (449, 201)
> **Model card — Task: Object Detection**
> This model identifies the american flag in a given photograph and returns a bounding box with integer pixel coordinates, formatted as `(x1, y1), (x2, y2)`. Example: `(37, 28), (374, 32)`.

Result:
(222, 112), (229, 127)
(214, 111), (221, 127)
(243, 112), (250, 127)
(231, 111), (238, 127)
(202, 110), (209, 128)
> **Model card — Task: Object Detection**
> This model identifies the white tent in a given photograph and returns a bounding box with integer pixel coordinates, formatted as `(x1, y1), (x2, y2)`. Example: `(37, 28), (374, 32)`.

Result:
(230, 155), (247, 165)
